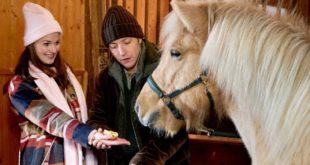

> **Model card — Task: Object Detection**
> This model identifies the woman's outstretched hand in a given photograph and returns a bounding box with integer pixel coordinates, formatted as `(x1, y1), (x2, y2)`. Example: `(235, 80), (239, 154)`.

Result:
(88, 128), (130, 149)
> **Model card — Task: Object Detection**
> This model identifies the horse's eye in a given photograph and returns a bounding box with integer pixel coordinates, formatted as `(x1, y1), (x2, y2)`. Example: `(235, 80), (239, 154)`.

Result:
(170, 49), (181, 57)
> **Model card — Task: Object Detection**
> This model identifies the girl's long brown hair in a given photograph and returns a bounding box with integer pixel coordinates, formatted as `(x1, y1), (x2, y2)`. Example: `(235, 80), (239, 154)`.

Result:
(14, 44), (69, 89)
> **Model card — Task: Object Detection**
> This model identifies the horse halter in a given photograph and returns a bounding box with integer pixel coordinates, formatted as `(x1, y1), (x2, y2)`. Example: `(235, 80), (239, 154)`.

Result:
(147, 69), (214, 120)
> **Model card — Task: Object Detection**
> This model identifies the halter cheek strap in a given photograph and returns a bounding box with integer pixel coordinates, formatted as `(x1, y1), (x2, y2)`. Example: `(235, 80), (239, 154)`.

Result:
(147, 69), (213, 121)
(147, 76), (185, 120)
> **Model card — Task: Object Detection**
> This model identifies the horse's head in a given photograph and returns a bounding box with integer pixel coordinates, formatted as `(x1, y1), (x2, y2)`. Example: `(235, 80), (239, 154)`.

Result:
(135, 0), (222, 136)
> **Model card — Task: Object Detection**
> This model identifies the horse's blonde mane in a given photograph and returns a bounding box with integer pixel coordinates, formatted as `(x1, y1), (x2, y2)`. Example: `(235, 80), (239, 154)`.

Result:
(198, 2), (310, 164)
(159, 12), (185, 52)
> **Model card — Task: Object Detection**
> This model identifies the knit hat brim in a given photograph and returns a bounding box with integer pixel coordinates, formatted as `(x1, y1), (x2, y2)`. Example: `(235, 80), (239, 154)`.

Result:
(23, 20), (62, 46)
(103, 23), (144, 46)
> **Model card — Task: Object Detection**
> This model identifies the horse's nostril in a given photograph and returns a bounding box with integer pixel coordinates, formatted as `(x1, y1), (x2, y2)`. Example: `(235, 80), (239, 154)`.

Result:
(134, 103), (140, 114)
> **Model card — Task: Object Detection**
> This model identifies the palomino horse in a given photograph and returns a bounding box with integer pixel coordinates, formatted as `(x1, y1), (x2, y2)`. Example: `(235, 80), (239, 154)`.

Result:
(135, 0), (309, 164)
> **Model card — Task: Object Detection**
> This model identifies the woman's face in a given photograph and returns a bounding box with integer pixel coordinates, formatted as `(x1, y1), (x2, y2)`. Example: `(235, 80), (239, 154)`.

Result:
(34, 32), (61, 65)
(109, 37), (141, 71)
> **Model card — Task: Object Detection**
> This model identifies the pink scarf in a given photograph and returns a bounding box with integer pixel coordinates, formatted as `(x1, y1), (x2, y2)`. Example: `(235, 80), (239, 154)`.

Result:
(29, 62), (97, 165)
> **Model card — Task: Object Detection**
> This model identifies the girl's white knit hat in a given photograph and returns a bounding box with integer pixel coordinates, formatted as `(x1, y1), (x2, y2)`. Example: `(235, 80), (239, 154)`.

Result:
(23, 2), (62, 46)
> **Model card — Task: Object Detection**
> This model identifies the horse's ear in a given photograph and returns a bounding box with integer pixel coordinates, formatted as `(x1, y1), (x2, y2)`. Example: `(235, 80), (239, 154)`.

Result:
(170, 0), (211, 33)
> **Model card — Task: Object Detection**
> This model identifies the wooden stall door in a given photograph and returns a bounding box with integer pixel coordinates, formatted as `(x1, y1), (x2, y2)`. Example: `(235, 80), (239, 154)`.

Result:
(189, 135), (251, 165)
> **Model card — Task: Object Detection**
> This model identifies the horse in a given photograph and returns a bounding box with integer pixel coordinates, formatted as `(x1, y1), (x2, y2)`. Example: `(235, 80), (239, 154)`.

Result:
(135, 0), (310, 164)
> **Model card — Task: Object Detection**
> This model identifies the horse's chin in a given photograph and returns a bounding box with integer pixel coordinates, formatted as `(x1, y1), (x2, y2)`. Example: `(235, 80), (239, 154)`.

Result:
(141, 118), (178, 137)
(149, 128), (169, 137)
(141, 119), (177, 137)
(138, 110), (181, 137)
(150, 127), (177, 138)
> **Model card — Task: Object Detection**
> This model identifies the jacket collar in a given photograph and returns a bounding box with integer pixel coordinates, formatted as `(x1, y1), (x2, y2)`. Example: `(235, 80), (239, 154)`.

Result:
(108, 40), (159, 88)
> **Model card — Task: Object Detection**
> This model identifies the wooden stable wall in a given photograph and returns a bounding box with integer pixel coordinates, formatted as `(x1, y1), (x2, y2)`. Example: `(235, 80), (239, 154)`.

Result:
(189, 134), (251, 165)
(0, 0), (85, 164)
(0, 0), (309, 164)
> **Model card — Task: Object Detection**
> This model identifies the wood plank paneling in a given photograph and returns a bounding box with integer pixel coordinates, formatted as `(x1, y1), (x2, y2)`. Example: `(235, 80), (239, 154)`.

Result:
(300, 0), (309, 23)
(117, 0), (124, 6)
(0, 1), (85, 164)
(1, 0), (309, 164)
(0, 0), (23, 71)
(136, 0), (146, 38)
(125, 0), (134, 14)
(189, 134), (251, 165)
(146, 0), (158, 42)
(266, 0), (309, 23)
(0, 73), (20, 165)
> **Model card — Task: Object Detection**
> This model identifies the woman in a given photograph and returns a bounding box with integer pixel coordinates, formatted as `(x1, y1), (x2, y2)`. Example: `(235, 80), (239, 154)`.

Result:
(7, 2), (129, 165)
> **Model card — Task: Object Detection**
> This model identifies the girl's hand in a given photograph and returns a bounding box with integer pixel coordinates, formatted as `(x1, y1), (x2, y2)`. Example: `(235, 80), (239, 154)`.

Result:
(88, 128), (130, 149)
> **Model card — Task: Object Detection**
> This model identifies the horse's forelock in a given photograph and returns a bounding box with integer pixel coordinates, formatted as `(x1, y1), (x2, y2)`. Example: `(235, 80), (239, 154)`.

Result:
(159, 12), (184, 51)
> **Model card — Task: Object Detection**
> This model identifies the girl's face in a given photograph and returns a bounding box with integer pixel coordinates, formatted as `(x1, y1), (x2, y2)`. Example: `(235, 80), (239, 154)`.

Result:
(109, 37), (141, 71)
(34, 32), (61, 65)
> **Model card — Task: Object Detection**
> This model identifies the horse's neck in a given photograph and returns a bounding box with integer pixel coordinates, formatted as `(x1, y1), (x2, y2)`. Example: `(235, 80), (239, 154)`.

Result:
(227, 106), (268, 164)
